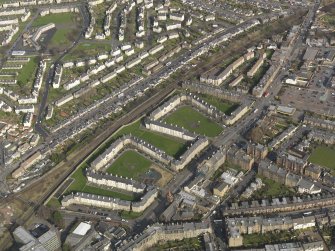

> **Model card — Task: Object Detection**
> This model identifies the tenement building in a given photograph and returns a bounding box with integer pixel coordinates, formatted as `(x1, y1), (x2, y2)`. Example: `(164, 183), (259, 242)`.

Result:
(86, 169), (146, 193)
(118, 221), (212, 251)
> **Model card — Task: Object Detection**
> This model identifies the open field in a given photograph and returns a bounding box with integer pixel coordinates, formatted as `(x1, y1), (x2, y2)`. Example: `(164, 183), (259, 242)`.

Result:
(31, 13), (81, 53)
(32, 13), (78, 27)
(164, 106), (223, 137)
(63, 42), (111, 60)
(308, 146), (335, 170)
(106, 150), (152, 180)
(110, 120), (188, 158)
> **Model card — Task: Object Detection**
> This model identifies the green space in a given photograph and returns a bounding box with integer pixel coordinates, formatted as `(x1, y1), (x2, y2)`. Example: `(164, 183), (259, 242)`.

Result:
(47, 197), (61, 209)
(17, 57), (38, 85)
(106, 150), (152, 180)
(32, 13), (77, 27)
(252, 175), (295, 199)
(308, 145), (335, 170)
(151, 237), (203, 251)
(65, 164), (135, 201)
(0, 111), (21, 124)
(63, 42), (111, 60)
(49, 29), (74, 46)
(109, 120), (188, 158)
(30, 13), (81, 53)
(164, 106), (223, 137)
(200, 94), (239, 115)
(243, 230), (299, 247)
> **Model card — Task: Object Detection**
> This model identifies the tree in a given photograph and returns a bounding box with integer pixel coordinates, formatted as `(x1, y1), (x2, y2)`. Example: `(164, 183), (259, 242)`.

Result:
(50, 211), (64, 229)
(37, 205), (51, 220)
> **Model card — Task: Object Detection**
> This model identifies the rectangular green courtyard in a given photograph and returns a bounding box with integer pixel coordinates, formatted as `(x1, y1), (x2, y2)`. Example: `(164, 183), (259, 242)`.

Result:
(308, 146), (335, 170)
(106, 150), (152, 180)
(163, 106), (223, 137)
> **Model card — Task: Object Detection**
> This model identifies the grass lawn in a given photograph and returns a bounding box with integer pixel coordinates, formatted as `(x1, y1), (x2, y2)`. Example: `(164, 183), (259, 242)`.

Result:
(164, 106), (223, 137)
(47, 197), (61, 209)
(151, 237), (203, 251)
(0, 111), (21, 124)
(106, 150), (152, 180)
(252, 175), (295, 199)
(309, 146), (335, 170)
(31, 13), (81, 53)
(109, 120), (187, 158)
(49, 29), (74, 46)
(200, 94), (239, 115)
(15, 57), (38, 89)
(243, 230), (299, 247)
(65, 164), (135, 201)
(63, 42), (111, 60)
(0, 57), (39, 96)
(32, 13), (77, 27)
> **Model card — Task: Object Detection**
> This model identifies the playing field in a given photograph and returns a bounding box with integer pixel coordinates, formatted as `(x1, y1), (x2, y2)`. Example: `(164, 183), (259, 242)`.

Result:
(111, 120), (187, 158)
(308, 146), (335, 170)
(106, 150), (152, 180)
(164, 106), (223, 137)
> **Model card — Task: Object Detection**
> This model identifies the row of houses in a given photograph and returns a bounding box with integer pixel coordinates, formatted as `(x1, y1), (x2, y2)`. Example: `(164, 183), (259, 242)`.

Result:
(1, 25), (19, 46)
(1, 0), (81, 8)
(90, 133), (208, 172)
(200, 51), (255, 86)
(259, 160), (321, 194)
(276, 151), (323, 181)
(149, 93), (252, 126)
(103, 3), (116, 36)
(60, 39), (174, 92)
(308, 129), (335, 145)
(118, 221), (212, 251)
(90, 135), (173, 171)
(223, 192), (335, 216)
(144, 119), (197, 141)
(62, 187), (158, 213)
(247, 52), (267, 77)
(117, 0), (153, 41)
(40, 6), (79, 16)
(86, 169), (146, 194)
(304, 115), (335, 131)
(234, 241), (324, 251)
(227, 214), (317, 247)
(182, 81), (242, 103)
